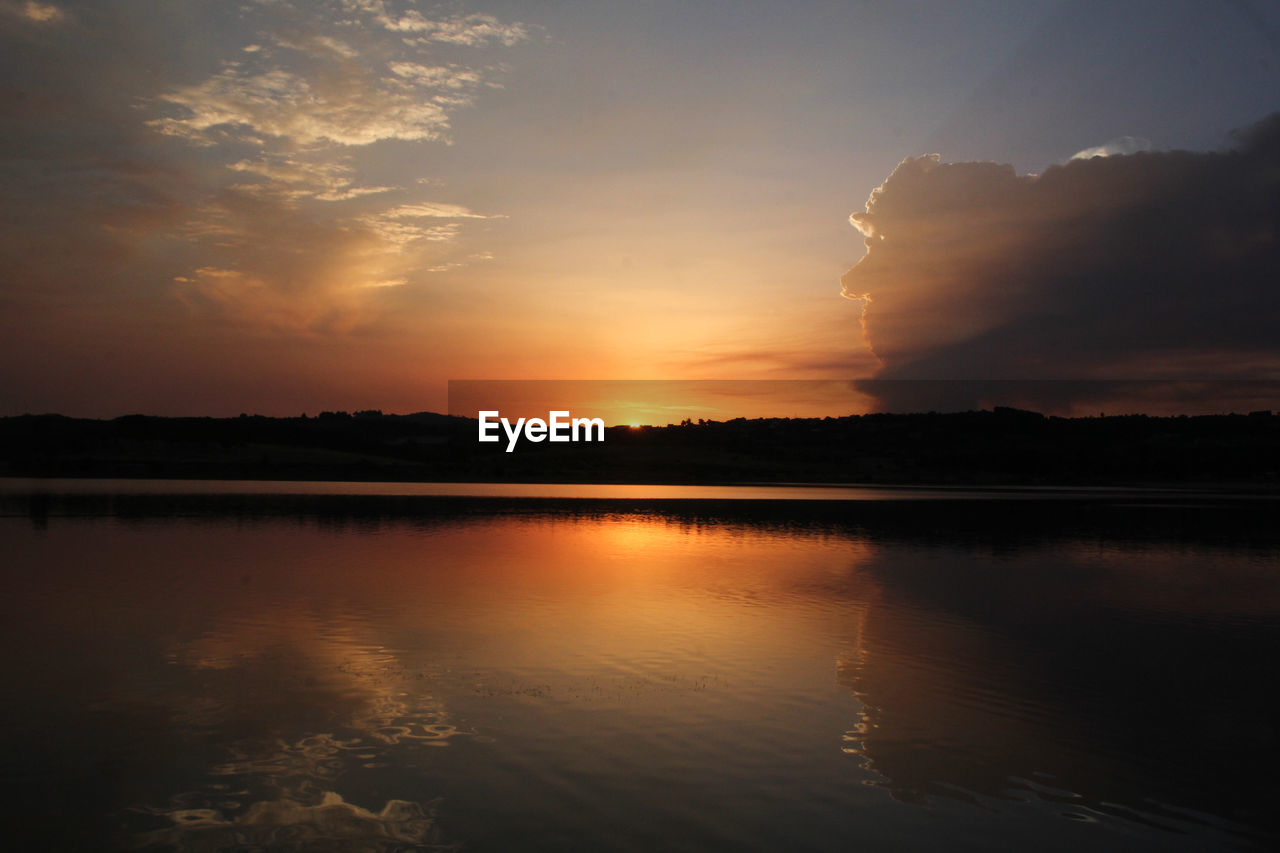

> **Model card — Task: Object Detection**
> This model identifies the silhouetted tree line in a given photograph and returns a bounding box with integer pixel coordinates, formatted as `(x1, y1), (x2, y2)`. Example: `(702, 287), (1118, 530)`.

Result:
(1, 407), (1277, 484)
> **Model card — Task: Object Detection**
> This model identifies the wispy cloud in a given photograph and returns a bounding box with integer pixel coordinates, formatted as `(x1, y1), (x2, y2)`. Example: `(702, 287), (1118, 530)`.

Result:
(140, 0), (527, 330)
(354, 200), (503, 246)
(380, 202), (499, 219)
(1, 1), (66, 25)
(225, 157), (393, 203)
(150, 62), (467, 147)
(341, 1), (529, 46)
(1070, 135), (1151, 160)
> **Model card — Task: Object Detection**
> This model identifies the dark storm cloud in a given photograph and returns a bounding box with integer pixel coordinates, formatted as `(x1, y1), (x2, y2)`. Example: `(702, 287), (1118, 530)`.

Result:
(842, 112), (1280, 413)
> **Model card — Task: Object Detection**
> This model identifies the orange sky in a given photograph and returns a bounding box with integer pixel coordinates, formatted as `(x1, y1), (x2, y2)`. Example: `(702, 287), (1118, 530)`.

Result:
(2, 1), (1278, 418)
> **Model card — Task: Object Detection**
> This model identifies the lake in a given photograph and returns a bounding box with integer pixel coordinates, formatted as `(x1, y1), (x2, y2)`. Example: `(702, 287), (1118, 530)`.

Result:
(1, 480), (1277, 851)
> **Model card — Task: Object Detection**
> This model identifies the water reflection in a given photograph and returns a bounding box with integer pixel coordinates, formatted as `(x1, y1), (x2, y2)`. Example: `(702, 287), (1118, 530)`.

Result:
(1, 492), (1277, 850)
(139, 789), (445, 852)
(835, 536), (1279, 837)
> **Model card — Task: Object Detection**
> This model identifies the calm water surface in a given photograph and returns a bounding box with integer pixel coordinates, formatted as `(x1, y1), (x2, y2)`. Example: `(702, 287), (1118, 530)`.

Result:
(1, 482), (1278, 851)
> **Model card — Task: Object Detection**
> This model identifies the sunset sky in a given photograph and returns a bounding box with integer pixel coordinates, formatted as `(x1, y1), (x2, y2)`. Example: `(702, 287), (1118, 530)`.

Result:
(2, 0), (1278, 418)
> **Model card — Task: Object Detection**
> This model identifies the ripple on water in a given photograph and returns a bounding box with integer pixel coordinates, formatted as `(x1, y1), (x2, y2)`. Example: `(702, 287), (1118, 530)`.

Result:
(136, 790), (448, 852)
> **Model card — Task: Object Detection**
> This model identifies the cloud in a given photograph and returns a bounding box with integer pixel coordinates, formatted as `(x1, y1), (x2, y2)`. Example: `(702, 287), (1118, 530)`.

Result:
(139, 1), (526, 330)
(226, 157), (393, 203)
(1, 1), (65, 25)
(1070, 135), (1151, 160)
(150, 59), (471, 147)
(380, 201), (498, 219)
(356, 202), (502, 246)
(342, 0), (529, 46)
(0, 0), (526, 359)
(388, 61), (483, 87)
(842, 112), (1280, 413)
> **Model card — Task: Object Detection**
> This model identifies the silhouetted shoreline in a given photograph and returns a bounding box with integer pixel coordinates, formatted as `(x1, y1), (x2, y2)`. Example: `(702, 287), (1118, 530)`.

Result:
(2, 407), (1277, 486)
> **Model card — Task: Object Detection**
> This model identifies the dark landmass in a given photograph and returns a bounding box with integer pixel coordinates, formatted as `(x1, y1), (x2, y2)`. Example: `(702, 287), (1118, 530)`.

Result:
(1, 407), (1278, 486)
